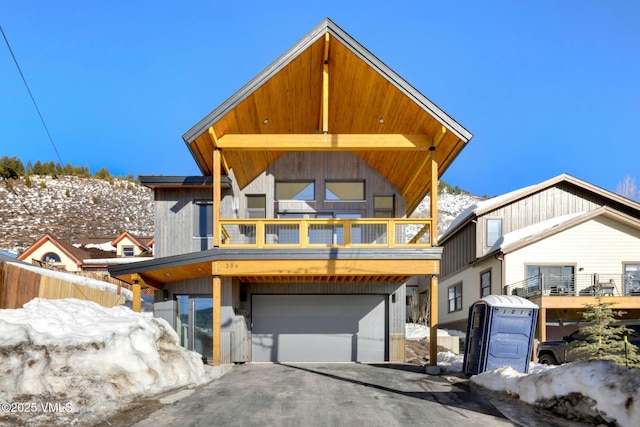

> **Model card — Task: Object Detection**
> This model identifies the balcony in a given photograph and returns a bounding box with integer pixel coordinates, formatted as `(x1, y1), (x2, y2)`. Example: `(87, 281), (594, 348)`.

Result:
(505, 273), (640, 298)
(220, 218), (432, 248)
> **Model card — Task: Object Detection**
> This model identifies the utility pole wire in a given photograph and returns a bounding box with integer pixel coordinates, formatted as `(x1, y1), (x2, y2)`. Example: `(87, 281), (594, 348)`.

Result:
(1, 24), (64, 166)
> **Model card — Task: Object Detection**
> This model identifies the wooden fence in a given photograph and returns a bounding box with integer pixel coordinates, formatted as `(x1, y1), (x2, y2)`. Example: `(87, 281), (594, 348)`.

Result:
(0, 261), (125, 309)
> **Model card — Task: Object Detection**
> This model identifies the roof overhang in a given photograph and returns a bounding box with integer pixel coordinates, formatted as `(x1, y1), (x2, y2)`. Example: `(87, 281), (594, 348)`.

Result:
(109, 247), (442, 287)
(182, 18), (472, 214)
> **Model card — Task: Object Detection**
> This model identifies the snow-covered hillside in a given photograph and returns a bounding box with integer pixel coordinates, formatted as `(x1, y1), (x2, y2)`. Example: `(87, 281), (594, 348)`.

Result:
(0, 176), (154, 253)
(411, 187), (483, 236)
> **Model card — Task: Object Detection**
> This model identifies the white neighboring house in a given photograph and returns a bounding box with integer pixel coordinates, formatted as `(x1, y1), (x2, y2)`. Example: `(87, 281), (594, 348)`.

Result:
(434, 174), (640, 342)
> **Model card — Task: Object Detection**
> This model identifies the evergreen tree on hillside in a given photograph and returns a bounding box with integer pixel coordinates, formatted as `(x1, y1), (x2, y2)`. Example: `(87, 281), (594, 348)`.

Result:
(570, 289), (640, 367)
(0, 156), (25, 179)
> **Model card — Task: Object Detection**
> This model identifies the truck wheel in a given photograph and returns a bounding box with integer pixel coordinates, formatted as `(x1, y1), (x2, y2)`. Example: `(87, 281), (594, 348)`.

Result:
(538, 354), (558, 365)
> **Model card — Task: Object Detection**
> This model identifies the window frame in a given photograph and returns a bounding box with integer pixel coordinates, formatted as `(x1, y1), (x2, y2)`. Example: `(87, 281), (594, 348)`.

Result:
(193, 199), (213, 239)
(448, 282), (463, 313)
(122, 246), (135, 257)
(373, 194), (395, 218)
(42, 252), (61, 263)
(480, 269), (491, 298)
(324, 180), (365, 202)
(275, 180), (315, 201)
(246, 194), (266, 218)
(486, 217), (503, 247)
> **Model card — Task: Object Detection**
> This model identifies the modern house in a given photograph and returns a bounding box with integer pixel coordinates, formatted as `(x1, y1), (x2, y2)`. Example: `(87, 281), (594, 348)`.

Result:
(109, 18), (472, 365)
(435, 174), (640, 342)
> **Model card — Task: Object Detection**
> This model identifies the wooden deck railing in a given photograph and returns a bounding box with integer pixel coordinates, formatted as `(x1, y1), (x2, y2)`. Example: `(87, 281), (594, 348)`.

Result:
(220, 218), (432, 248)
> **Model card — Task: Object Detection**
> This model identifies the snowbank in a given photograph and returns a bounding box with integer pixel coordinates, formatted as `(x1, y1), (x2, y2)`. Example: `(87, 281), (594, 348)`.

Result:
(471, 361), (640, 427)
(0, 298), (214, 425)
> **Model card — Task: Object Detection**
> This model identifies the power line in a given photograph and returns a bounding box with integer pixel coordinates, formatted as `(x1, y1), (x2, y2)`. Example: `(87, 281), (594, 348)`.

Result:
(1, 24), (64, 165)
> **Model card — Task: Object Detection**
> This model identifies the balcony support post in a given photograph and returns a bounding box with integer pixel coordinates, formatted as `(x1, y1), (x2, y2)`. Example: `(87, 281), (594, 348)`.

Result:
(213, 148), (221, 247)
(429, 275), (439, 366)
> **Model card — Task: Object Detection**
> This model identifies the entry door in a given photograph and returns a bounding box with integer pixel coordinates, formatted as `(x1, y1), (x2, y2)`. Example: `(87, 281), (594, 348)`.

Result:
(251, 294), (386, 362)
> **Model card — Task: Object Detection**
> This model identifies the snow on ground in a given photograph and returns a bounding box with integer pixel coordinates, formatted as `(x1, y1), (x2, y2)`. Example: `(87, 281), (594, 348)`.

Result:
(0, 298), (214, 426)
(406, 323), (640, 427)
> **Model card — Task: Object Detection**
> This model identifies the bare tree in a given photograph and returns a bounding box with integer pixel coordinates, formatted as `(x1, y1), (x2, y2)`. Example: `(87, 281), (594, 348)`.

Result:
(616, 175), (639, 202)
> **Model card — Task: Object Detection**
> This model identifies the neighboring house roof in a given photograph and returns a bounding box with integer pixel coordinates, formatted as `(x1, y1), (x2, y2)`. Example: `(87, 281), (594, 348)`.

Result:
(18, 233), (154, 266)
(18, 234), (86, 266)
(441, 173), (640, 242)
(182, 17), (473, 214)
(112, 232), (153, 251)
(474, 207), (640, 263)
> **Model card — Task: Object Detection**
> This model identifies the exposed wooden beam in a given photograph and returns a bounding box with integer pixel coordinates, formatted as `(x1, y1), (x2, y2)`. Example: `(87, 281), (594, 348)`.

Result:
(402, 126), (446, 197)
(430, 148), (439, 246)
(429, 275), (439, 366)
(209, 127), (230, 174)
(212, 258), (439, 276)
(131, 273), (143, 313)
(216, 134), (434, 151)
(213, 148), (221, 247)
(322, 32), (330, 134)
(212, 274), (221, 366)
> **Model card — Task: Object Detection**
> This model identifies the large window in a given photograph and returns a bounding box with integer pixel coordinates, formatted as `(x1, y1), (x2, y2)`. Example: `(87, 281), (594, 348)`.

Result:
(624, 264), (640, 295)
(325, 180), (364, 201)
(193, 200), (213, 238)
(526, 265), (575, 294)
(374, 195), (394, 218)
(276, 181), (315, 201)
(486, 218), (503, 247)
(480, 269), (491, 297)
(448, 282), (463, 313)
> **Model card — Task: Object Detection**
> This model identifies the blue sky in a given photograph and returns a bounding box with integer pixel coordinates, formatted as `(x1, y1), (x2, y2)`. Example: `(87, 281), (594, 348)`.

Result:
(1, 1), (639, 198)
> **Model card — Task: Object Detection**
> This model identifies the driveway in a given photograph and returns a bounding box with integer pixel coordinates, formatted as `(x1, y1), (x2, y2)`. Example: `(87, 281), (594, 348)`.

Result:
(129, 363), (585, 427)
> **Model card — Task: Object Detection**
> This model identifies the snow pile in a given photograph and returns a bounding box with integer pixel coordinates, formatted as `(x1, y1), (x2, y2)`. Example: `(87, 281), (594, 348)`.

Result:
(9, 261), (133, 301)
(405, 322), (466, 340)
(0, 298), (212, 425)
(472, 361), (640, 427)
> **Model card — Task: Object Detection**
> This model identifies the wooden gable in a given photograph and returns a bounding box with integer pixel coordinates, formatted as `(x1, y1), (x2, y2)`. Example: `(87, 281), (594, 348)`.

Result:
(183, 18), (472, 214)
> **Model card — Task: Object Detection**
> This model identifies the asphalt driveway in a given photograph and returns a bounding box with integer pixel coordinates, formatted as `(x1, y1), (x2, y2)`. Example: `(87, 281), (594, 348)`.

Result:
(129, 363), (585, 427)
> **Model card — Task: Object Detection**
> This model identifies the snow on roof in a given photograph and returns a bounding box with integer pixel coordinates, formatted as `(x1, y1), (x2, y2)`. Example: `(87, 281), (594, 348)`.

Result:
(440, 182), (540, 240)
(8, 261), (133, 301)
(84, 242), (116, 252)
(485, 212), (585, 256)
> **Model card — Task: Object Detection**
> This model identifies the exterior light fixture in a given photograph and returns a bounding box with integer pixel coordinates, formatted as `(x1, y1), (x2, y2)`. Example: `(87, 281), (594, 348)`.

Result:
(263, 118), (269, 124)
(379, 118), (384, 124)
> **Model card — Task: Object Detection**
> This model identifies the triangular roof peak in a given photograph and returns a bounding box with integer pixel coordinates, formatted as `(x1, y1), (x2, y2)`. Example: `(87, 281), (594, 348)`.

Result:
(182, 18), (472, 213)
(441, 173), (640, 241)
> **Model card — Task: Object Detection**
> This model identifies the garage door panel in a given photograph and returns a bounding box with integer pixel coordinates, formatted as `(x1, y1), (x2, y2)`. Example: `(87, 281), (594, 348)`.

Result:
(252, 295), (386, 362)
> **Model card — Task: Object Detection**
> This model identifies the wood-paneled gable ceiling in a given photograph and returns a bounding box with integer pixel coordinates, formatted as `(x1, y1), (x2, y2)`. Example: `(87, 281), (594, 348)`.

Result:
(183, 18), (473, 214)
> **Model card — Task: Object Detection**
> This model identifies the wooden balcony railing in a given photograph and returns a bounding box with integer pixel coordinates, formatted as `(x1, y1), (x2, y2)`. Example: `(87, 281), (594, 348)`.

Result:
(219, 218), (432, 248)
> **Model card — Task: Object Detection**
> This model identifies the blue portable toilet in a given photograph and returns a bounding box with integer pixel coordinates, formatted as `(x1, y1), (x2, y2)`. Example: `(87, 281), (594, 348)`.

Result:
(463, 295), (538, 376)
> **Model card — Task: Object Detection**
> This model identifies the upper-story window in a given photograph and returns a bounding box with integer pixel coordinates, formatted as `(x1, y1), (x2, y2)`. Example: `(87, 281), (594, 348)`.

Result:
(42, 252), (61, 263)
(325, 180), (364, 201)
(374, 195), (394, 218)
(486, 218), (503, 247)
(276, 180), (315, 201)
(246, 195), (266, 218)
(122, 246), (135, 257)
(193, 200), (213, 238)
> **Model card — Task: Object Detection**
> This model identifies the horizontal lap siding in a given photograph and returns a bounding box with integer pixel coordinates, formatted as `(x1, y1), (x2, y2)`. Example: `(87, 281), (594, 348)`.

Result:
(505, 217), (640, 287)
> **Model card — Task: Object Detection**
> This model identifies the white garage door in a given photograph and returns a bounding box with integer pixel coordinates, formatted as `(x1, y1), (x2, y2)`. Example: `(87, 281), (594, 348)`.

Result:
(251, 294), (386, 362)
